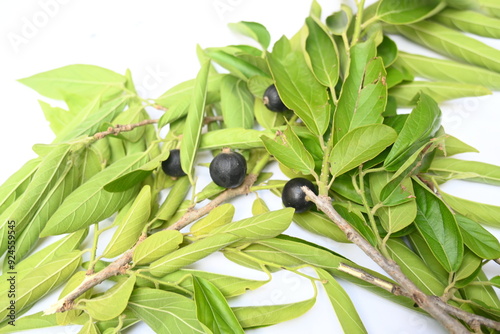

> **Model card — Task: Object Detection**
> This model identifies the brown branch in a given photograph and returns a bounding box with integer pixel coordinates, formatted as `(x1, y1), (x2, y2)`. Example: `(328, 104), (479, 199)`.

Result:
(44, 173), (258, 315)
(93, 119), (159, 140)
(203, 115), (224, 125)
(303, 189), (470, 334)
(338, 262), (500, 331)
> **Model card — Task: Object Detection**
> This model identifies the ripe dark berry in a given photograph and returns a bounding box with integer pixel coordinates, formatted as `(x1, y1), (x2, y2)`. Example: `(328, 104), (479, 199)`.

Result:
(263, 84), (287, 112)
(282, 178), (317, 213)
(161, 149), (186, 177)
(209, 149), (247, 188)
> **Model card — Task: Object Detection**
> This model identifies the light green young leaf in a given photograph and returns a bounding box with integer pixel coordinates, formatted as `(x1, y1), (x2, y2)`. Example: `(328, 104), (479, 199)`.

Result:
(0, 311), (57, 333)
(333, 40), (386, 142)
(389, 81), (491, 106)
(18, 64), (126, 101)
(330, 124), (397, 177)
(181, 60), (211, 184)
(220, 75), (254, 129)
(252, 198), (270, 216)
(82, 275), (136, 321)
(388, 20), (500, 73)
(316, 268), (367, 334)
(261, 126), (315, 175)
(133, 230), (184, 265)
(39, 101), (78, 135)
(377, 0), (446, 24)
(439, 188), (500, 227)
(254, 97), (286, 130)
(78, 320), (100, 334)
(206, 49), (269, 80)
(210, 208), (294, 242)
(41, 152), (147, 236)
(478, 0), (500, 18)
(232, 297), (316, 329)
(0, 251), (81, 323)
(436, 134), (478, 157)
(455, 249), (482, 282)
(228, 21), (271, 50)
(102, 185), (151, 258)
(267, 36), (330, 136)
(200, 128), (272, 150)
(326, 5), (353, 35)
(429, 158), (500, 186)
(149, 233), (241, 277)
(386, 239), (446, 295)
(413, 180), (463, 272)
(193, 276), (244, 334)
(455, 214), (500, 259)
(305, 17), (339, 89)
(384, 93), (441, 171)
(395, 52), (500, 90)
(0, 157), (40, 214)
(191, 203), (235, 237)
(128, 288), (206, 334)
(160, 269), (269, 298)
(433, 8), (500, 38)
(369, 172), (417, 233)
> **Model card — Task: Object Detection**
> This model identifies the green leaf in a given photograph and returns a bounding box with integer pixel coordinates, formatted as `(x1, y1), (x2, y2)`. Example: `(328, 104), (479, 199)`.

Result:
(326, 5), (353, 35)
(330, 124), (397, 177)
(0, 251), (81, 322)
(408, 232), (448, 285)
(433, 8), (500, 38)
(149, 233), (241, 277)
(193, 277), (244, 334)
(39, 101), (78, 135)
(384, 93), (441, 171)
(200, 128), (272, 150)
(267, 36), (330, 136)
(455, 214), (500, 259)
(181, 60), (211, 183)
(333, 41), (387, 142)
(18, 64), (126, 101)
(79, 320), (100, 334)
(439, 188), (500, 227)
(0, 311), (57, 333)
(232, 297), (316, 329)
(102, 185), (151, 258)
(191, 203), (235, 237)
(252, 198), (270, 216)
(206, 49), (269, 80)
(429, 158), (500, 186)
(389, 81), (491, 106)
(436, 134), (478, 157)
(491, 276), (500, 289)
(462, 271), (500, 310)
(388, 20), (500, 73)
(395, 52), (500, 91)
(82, 275), (136, 321)
(261, 126), (315, 175)
(133, 230), (184, 265)
(154, 176), (191, 222)
(369, 172), (417, 233)
(41, 152), (146, 236)
(334, 204), (378, 245)
(455, 249), (482, 282)
(413, 180), (463, 272)
(128, 288), (206, 334)
(293, 210), (349, 243)
(305, 17), (339, 89)
(254, 97), (286, 130)
(210, 208), (294, 242)
(228, 21), (271, 50)
(316, 268), (367, 334)
(220, 75), (254, 129)
(377, 0), (446, 24)
(386, 239), (446, 295)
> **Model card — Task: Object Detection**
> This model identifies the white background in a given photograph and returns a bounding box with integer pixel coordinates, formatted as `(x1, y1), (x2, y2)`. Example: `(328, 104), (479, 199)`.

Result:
(0, 0), (499, 333)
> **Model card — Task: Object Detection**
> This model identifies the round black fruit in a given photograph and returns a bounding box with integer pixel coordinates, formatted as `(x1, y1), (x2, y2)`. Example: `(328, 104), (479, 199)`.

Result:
(263, 84), (287, 112)
(209, 150), (247, 189)
(161, 149), (186, 177)
(282, 178), (317, 213)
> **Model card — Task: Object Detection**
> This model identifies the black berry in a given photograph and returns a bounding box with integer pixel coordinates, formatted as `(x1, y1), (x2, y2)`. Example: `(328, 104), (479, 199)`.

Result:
(263, 84), (287, 112)
(282, 178), (317, 213)
(209, 149), (247, 188)
(161, 149), (186, 177)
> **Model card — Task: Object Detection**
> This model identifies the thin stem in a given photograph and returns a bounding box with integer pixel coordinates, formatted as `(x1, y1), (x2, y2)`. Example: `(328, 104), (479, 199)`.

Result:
(351, 0), (366, 46)
(318, 132), (335, 196)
